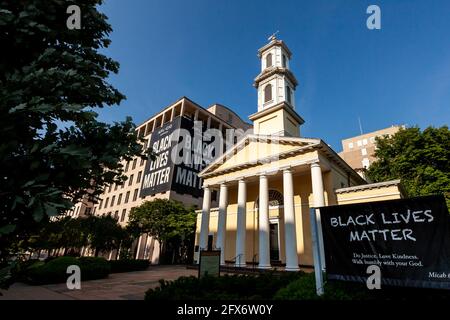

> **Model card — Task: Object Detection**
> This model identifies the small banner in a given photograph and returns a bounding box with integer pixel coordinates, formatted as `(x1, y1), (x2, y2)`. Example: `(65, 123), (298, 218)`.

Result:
(320, 195), (450, 289)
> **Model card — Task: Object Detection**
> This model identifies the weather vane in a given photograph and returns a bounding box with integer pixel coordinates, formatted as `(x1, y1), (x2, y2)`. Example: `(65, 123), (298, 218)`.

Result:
(268, 31), (279, 42)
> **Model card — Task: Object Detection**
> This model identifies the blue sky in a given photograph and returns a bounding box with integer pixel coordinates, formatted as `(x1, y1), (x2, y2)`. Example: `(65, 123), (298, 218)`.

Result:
(98, 0), (450, 151)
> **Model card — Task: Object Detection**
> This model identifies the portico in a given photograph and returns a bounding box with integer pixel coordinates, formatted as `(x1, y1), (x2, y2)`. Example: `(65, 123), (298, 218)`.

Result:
(195, 134), (366, 269)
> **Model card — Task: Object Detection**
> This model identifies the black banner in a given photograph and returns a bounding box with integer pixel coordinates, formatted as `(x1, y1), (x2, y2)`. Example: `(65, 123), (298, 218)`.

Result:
(319, 195), (450, 289)
(140, 116), (218, 198)
(140, 118), (178, 197)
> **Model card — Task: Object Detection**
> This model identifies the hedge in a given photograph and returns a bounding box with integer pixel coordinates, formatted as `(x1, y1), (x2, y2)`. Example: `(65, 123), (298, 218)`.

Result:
(24, 256), (110, 285)
(108, 259), (150, 273)
(145, 272), (303, 300)
(146, 271), (450, 300)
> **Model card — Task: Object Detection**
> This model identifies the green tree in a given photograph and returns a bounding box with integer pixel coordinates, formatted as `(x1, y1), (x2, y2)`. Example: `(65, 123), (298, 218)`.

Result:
(0, 1), (147, 260)
(367, 126), (450, 207)
(83, 215), (124, 257)
(128, 199), (197, 264)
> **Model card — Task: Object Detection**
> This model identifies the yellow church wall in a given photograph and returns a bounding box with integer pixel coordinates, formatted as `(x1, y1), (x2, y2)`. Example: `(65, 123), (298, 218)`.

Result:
(336, 185), (403, 205)
(283, 113), (301, 137)
(254, 109), (286, 135)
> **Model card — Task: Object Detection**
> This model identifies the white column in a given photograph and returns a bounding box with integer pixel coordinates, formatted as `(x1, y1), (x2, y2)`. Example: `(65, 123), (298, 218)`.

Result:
(283, 169), (300, 271)
(311, 162), (326, 268)
(258, 175), (271, 269)
(216, 184), (228, 265)
(199, 186), (211, 250)
(235, 179), (247, 267)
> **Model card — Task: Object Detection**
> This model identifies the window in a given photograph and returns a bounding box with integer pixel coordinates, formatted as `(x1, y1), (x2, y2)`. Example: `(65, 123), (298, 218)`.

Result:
(362, 158), (370, 168)
(104, 197), (109, 208)
(132, 158), (137, 170)
(348, 142), (354, 149)
(133, 188), (139, 202)
(120, 209), (126, 222)
(114, 210), (119, 220)
(363, 139), (368, 146)
(361, 148), (367, 156)
(286, 86), (291, 104)
(124, 191), (130, 204)
(282, 54), (287, 68)
(125, 161), (130, 172)
(268, 190), (284, 207)
(264, 84), (272, 103)
(108, 184), (112, 193)
(140, 158), (145, 166)
(128, 174), (134, 186)
(98, 199), (103, 210)
(110, 195), (115, 207)
(117, 193), (122, 205)
(357, 140), (362, 147)
(121, 183), (124, 189)
(266, 53), (272, 68)
(137, 171), (142, 183)
(114, 184), (118, 191)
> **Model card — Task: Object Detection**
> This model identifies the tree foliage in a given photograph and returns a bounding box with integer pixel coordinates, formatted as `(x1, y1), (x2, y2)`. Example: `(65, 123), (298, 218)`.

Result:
(128, 199), (197, 264)
(367, 126), (450, 207)
(0, 0), (147, 259)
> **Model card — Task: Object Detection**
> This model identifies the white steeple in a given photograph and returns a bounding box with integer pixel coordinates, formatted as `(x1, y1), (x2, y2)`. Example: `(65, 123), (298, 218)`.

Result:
(254, 34), (297, 112)
(249, 36), (304, 137)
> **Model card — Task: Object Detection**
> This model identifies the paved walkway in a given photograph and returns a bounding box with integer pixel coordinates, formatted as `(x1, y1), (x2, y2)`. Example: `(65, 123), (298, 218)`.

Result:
(0, 265), (197, 300)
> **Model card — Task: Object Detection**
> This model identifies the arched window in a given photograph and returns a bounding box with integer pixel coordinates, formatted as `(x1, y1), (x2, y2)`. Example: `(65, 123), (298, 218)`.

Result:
(268, 190), (284, 207)
(264, 84), (272, 103)
(266, 53), (272, 68)
(282, 54), (287, 68)
(255, 190), (284, 209)
(286, 86), (291, 104)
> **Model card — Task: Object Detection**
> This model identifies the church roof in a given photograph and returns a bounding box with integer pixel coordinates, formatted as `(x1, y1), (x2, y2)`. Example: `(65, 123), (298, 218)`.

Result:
(258, 39), (292, 58)
(198, 134), (367, 185)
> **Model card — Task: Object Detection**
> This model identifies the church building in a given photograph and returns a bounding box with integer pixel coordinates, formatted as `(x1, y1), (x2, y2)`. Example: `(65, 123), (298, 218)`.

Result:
(195, 37), (403, 270)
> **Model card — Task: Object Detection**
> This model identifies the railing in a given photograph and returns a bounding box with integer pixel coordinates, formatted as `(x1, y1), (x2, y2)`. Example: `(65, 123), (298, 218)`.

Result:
(252, 254), (258, 270)
(230, 253), (243, 267)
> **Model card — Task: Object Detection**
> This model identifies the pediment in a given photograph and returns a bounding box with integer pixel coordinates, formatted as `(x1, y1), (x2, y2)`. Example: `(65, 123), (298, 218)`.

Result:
(199, 134), (320, 178)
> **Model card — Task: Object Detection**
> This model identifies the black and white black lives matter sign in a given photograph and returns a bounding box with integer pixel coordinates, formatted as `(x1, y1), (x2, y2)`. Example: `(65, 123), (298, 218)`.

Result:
(320, 195), (450, 289)
(140, 116), (218, 198)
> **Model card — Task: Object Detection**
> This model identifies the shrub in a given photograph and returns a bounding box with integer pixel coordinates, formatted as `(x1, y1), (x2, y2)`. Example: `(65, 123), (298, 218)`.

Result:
(274, 272), (365, 300)
(108, 259), (150, 273)
(24, 256), (110, 285)
(77, 257), (111, 280)
(145, 272), (304, 300)
(273, 272), (450, 300)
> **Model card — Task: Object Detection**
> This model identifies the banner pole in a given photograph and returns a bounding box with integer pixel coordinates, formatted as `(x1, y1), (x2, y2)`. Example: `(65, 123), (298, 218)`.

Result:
(310, 207), (324, 296)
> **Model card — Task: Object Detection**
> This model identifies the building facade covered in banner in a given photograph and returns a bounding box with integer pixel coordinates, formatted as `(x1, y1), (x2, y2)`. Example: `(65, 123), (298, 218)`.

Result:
(66, 97), (251, 262)
(195, 37), (404, 269)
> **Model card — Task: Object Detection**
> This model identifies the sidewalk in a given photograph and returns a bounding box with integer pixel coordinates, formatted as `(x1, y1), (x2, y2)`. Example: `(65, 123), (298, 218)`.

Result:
(0, 265), (197, 300)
